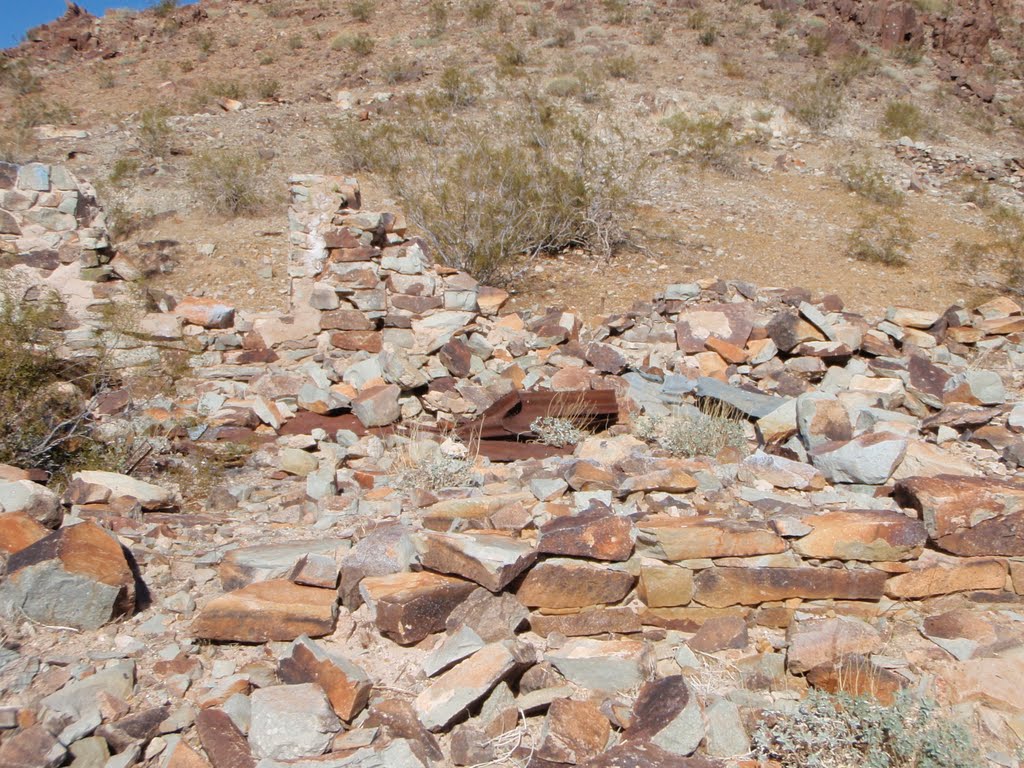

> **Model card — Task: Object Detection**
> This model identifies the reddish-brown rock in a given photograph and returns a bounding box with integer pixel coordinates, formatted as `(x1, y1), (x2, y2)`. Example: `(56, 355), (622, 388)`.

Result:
(792, 510), (927, 562)
(166, 742), (213, 768)
(884, 551), (1007, 598)
(787, 616), (882, 674)
(692, 567), (887, 608)
(687, 616), (749, 654)
(360, 571), (477, 645)
(537, 508), (635, 561)
(191, 580), (338, 642)
(896, 475), (1024, 556)
(0, 511), (49, 555)
(538, 699), (611, 764)
(415, 530), (536, 592)
(516, 558), (635, 610)
(637, 517), (787, 561)
(806, 655), (904, 706)
(278, 636), (372, 721)
(638, 565), (694, 608)
(1, 521), (135, 630)
(196, 708), (255, 768)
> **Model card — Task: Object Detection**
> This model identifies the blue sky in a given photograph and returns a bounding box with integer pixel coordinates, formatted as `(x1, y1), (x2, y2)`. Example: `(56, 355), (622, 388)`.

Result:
(0, 1), (188, 47)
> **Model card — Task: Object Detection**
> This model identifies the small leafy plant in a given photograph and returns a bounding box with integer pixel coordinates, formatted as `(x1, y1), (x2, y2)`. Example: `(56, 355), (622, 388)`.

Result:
(753, 690), (977, 768)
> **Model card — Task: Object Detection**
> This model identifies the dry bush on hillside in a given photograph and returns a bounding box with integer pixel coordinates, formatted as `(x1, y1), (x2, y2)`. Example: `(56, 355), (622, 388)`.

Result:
(837, 160), (904, 208)
(336, 95), (646, 285)
(847, 207), (915, 266)
(187, 149), (268, 216)
(633, 402), (747, 458)
(881, 100), (928, 140)
(662, 112), (749, 174)
(0, 280), (119, 477)
(785, 73), (846, 132)
(952, 204), (1024, 295)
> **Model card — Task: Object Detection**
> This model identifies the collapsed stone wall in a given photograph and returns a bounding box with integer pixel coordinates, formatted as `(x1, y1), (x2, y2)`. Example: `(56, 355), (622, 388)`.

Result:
(0, 161), (161, 369)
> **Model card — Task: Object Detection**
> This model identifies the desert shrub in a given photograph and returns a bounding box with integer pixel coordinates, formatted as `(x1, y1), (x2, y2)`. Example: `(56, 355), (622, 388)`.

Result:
(151, 0), (178, 16)
(698, 27), (719, 46)
(663, 112), (746, 173)
(603, 0), (628, 24)
(837, 161), (904, 207)
(259, 54), (275, 66)
(959, 179), (995, 209)
(428, 0), (449, 35)
(531, 417), (589, 448)
(785, 72), (845, 132)
(881, 99), (927, 140)
(633, 403), (747, 458)
(432, 65), (482, 108)
(138, 106), (173, 156)
(465, 0), (495, 23)
(634, 405), (749, 460)
(952, 204), (1024, 295)
(546, 76), (581, 98)
(187, 149), (267, 216)
(771, 10), (793, 29)
(847, 208), (915, 266)
(0, 281), (112, 475)
(349, 0), (375, 22)
(287, 33), (305, 51)
(354, 96), (644, 284)
(753, 690), (976, 768)
(496, 44), (527, 77)
(97, 69), (117, 89)
(394, 437), (475, 490)
(381, 56), (421, 84)
(255, 78), (281, 100)
(605, 53), (639, 80)
(191, 30), (215, 54)
(806, 32), (828, 57)
(109, 157), (141, 186)
(642, 23), (665, 45)
(342, 32), (375, 56)
(894, 42), (924, 66)
(720, 55), (745, 79)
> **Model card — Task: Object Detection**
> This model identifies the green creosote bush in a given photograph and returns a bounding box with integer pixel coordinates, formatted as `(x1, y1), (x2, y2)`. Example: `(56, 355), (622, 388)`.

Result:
(432, 64), (483, 108)
(255, 78), (282, 100)
(605, 53), (639, 80)
(847, 207), (915, 266)
(837, 160), (904, 207)
(753, 689), (977, 768)
(381, 56), (422, 85)
(465, 0), (495, 24)
(109, 157), (141, 186)
(191, 29), (215, 54)
(0, 281), (116, 477)
(663, 112), (747, 174)
(952, 204), (1024, 295)
(287, 33), (304, 51)
(187, 149), (268, 216)
(495, 44), (528, 77)
(343, 33), (375, 56)
(633, 403), (747, 458)
(138, 106), (173, 156)
(881, 99), (928, 140)
(785, 72), (846, 132)
(341, 95), (645, 285)
(698, 27), (719, 46)
(348, 0), (375, 22)
(151, 0), (178, 17)
(603, 0), (628, 24)
(428, 0), (449, 36)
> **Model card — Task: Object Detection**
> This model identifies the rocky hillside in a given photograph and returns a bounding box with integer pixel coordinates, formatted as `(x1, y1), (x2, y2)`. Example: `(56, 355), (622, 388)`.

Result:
(1, 0), (1023, 317)
(3, 3), (1024, 768)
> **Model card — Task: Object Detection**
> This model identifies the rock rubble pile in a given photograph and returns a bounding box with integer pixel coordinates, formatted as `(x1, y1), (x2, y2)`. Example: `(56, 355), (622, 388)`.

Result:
(2, 175), (1024, 768)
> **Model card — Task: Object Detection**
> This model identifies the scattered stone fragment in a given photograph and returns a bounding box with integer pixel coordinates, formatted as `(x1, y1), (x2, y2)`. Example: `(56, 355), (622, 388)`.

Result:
(787, 616), (882, 674)
(687, 616), (748, 653)
(279, 636), (371, 721)
(537, 698), (610, 764)
(0, 521), (135, 630)
(810, 432), (907, 485)
(220, 540), (346, 590)
(0, 480), (61, 527)
(413, 642), (523, 732)
(444, 588), (530, 642)
(884, 551), (1007, 598)
(624, 676), (704, 757)
(249, 683), (340, 760)
(546, 638), (653, 692)
(66, 470), (176, 511)
(196, 708), (255, 768)
(0, 725), (66, 768)
(0, 511), (49, 555)
(637, 517), (786, 561)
